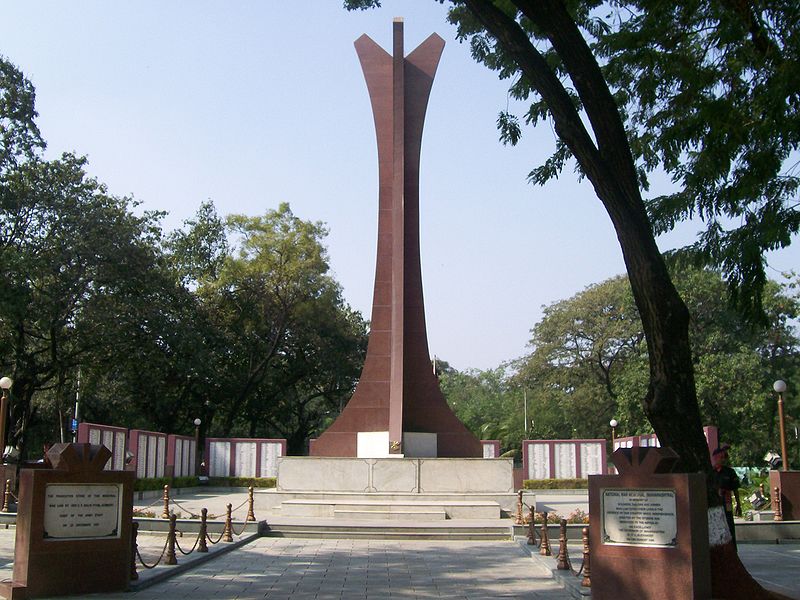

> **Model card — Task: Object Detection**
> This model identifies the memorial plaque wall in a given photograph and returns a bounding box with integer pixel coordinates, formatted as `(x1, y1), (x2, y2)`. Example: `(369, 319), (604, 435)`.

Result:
(523, 439), (607, 480)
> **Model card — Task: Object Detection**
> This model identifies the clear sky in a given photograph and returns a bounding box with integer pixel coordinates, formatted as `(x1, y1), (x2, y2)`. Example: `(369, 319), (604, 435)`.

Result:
(2, 1), (797, 371)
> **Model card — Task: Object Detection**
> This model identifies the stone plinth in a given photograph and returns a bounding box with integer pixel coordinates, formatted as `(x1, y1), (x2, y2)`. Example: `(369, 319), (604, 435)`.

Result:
(588, 447), (711, 600)
(770, 470), (800, 520)
(277, 457), (513, 494)
(1, 444), (135, 599)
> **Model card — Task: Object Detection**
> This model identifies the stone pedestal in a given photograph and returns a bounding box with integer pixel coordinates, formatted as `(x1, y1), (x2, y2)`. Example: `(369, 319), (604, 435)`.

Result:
(0, 444), (135, 599)
(770, 470), (800, 520)
(278, 457), (514, 494)
(588, 447), (711, 600)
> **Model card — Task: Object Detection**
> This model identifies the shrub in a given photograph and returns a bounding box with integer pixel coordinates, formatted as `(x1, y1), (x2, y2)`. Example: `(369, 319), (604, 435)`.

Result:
(522, 478), (588, 490)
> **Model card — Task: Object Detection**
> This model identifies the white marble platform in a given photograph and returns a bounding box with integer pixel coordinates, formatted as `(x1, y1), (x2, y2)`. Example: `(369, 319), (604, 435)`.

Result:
(277, 457), (514, 494)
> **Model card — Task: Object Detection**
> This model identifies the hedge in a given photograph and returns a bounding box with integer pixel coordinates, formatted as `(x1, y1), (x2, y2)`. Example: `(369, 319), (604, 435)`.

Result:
(133, 476), (277, 491)
(522, 478), (588, 490)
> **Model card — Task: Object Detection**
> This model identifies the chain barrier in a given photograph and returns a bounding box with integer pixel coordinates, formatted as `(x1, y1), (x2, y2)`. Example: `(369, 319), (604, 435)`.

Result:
(231, 518), (250, 537)
(170, 498), (202, 519)
(174, 528), (202, 556)
(135, 534), (171, 570)
(131, 496), (257, 578)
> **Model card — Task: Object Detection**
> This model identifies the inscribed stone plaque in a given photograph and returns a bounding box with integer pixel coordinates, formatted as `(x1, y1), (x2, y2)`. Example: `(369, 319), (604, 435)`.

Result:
(235, 442), (256, 477)
(554, 443), (577, 479)
(601, 488), (677, 548)
(43, 484), (121, 540)
(209, 442), (230, 477)
(580, 442), (603, 477)
(101, 430), (113, 470)
(260, 442), (280, 478)
(146, 435), (157, 478)
(528, 443), (550, 480)
(88, 428), (101, 445)
(113, 431), (126, 470)
(136, 441), (146, 478)
(156, 436), (166, 477)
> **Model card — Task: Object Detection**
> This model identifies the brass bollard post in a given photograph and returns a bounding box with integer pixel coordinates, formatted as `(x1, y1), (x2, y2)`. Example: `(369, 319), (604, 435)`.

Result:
(527, 505), (536, 545)
(540, 512), (552, 556)
(759, 483), (765, 498)
(198, 508), (209, 553)
(1, 479), (10, 513)
(165, 514), (178, 565)
(223, 503), (233, 542)
(581, 526), (591, 587)
(774, 486), (783, 521)
(246, 485), (256, 522)
(556, 518), (570, 570)
(161, 484), (171, 519)
(515, 490), (524, 525)
(130, 521), (139, 580)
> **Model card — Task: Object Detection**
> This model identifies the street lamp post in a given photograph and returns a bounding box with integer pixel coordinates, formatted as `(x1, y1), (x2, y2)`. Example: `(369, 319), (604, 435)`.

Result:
(773, 380), (790, 472)
(609, 419), (618, 450)
(193, 418), (202, 476)
(0, 377), (12, 462)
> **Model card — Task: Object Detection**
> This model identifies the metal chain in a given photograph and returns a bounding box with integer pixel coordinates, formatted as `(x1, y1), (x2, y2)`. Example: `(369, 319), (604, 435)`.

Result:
(231, 519), (249, 537)
(170, 499), (201, 519)
(174, 529), (202, 555)
(206, 529), (225, 545)
(136, 535), (170, 569)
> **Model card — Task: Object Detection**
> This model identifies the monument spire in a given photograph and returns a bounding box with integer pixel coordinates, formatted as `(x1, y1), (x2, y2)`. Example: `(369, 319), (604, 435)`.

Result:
(311, 21), (481, 458)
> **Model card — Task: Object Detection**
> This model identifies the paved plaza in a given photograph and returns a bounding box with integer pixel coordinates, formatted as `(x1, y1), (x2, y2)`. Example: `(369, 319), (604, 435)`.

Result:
(0, 489), (796, 599)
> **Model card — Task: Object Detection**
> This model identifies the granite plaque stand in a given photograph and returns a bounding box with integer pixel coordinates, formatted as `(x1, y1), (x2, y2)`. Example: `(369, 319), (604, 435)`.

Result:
(0, 443), (135, 599)
(311, 20), (481, 458)
(770, 470), (800, 520)
(588, 447), (711, 600)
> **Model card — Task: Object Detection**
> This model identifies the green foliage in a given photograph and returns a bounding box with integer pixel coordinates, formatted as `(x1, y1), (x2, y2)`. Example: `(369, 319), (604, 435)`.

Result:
(442, 1), (800, 322)
(514, 266), (800, 465)
(523, 478), (588, 490)
(206, 477), (277, 488)
(0, 56), (367, 458)
(439, 366), (525, 456)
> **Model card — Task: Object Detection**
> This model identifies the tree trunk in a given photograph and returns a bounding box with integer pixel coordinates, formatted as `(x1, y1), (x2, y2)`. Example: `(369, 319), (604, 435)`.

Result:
(462, 1), (780, 596)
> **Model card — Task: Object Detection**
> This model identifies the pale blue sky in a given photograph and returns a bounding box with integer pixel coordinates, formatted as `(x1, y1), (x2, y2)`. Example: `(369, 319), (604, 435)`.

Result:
(2, 1), (797, 370)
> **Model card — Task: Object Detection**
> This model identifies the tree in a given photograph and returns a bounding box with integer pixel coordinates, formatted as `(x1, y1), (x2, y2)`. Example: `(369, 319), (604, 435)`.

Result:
(0, 153), (169, 458)
(346, 2), (799, 594)
(514, 267), (800, 465)
(193, 203), (366, 442)
(439, 366), (526, 455)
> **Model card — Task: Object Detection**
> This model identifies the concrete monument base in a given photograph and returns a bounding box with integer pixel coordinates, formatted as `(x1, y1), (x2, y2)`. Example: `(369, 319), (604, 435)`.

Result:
(269, 457), (526, 520)
(277, 457), (514, 494)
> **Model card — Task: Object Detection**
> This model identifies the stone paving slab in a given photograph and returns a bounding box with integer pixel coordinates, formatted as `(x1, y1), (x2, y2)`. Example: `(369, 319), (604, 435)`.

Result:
(41, 538), (572, 600)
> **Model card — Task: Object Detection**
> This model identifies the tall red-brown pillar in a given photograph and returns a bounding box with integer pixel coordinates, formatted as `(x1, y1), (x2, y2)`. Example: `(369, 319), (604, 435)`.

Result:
(311, 20), (481, 458)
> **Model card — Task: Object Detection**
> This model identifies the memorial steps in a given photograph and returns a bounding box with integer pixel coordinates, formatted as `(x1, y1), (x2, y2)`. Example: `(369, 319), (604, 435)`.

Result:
(260, 516), (515, 541)
(268, 492), (506, 521)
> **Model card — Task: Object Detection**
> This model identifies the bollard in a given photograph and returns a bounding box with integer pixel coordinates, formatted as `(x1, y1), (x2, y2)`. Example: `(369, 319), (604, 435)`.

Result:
(556, 518), (570, 570)
(223, 503), (233, 542)
(198, 508), (209, 553)
(527, 505), (536, 545)
(581, 526), (591, 587)
(515, 490), (524, 525)
(246, 485), (256, 522)
(774, 486), (783, 521)
(759, 483), (765, 499)
(540, 512), (552, 556)
(130, 522), (139, 580)
(165, 514), (178, 565)
(161, 484), (171, 519)
(1, 479), (9, 513)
